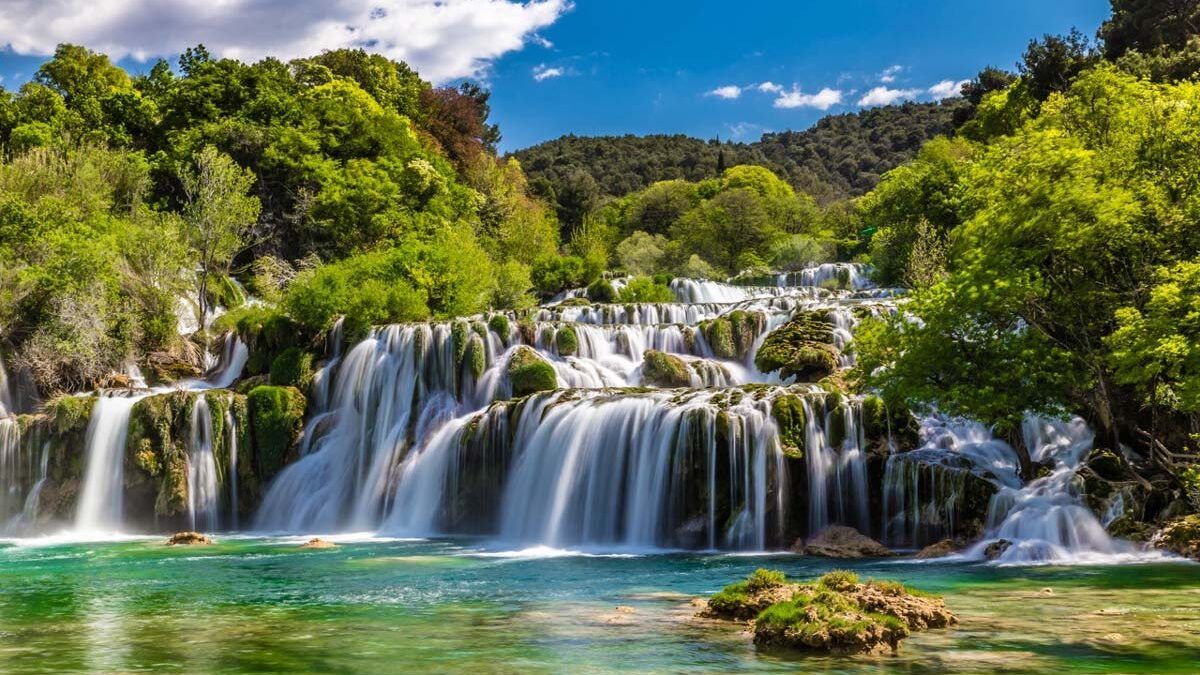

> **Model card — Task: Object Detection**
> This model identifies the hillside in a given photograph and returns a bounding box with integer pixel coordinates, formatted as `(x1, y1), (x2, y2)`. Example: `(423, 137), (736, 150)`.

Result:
(511, 98), (968, 204)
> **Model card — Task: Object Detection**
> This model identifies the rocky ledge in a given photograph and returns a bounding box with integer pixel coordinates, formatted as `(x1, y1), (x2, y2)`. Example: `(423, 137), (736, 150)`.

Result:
(166, 531), (213, 546)
(701, 569), (955, 655)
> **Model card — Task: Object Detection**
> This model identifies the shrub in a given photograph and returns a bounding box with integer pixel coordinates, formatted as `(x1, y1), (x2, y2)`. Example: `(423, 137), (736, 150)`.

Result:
(269, 347), (315, 390)
(615, 276), (674, 304)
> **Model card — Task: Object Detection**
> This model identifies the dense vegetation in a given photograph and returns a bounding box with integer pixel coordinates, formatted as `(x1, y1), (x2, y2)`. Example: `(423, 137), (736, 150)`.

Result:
(852, 0), (1200, 489)
(511, 99), (966, 228)
(0, 45), (562, 394)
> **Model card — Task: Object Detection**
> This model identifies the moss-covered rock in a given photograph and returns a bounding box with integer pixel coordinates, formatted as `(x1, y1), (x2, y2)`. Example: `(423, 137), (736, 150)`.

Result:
(754, 311), (838, 382)
(47, 394), (95, 435)
(247, 386), (306, 482)
(205, 274), (246, 311)
(555, 325), (579, 357)
(269, 347), (314, 390)
(224, 307), (304, 378)
(1154, 514), (1200, 560)
(641, 350), (692, 388)
(488, 314), (510, 339)
(771, 394), (807, 458)
(702, 569), (954, 655)
(465, 334), (487, 381)
(507, 346), (558, 397)
(699, 310), (765, 361)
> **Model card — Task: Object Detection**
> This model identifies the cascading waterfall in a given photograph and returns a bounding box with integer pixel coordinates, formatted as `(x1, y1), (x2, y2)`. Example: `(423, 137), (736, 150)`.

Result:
(802, 399), (870, 536)
(186, 395), (220, 532)
(225, 408), (239, 530)
(969, 417), (1134, 563)
(75, 394), (145, 533)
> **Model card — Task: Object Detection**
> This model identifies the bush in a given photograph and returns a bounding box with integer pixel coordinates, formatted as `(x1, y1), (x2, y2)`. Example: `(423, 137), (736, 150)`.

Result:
(283, 248), (429, 338)
(269, 347), (314, 390)
(586, 278), (616, 303)
(616, 231), (669, 275)
(818, 570), (860, 592)
(507, 346), (557, 397)
(615, 276), (674, 304)
(531, 254), (587, 296)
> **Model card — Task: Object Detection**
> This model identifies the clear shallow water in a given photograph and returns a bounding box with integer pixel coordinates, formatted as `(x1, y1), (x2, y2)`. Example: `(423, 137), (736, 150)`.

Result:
(0, 537), (1197, 674)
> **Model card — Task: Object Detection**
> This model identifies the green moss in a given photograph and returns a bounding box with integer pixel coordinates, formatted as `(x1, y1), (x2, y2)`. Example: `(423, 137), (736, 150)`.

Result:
(861, 395), (887, 438)
(755, 311), (838, 381)
(555, 325), (579, 357)
(641, 349), (692, 388)
(206, 273), (246, 310)
(465, 334), (487, 381)
(507, 346), (558, 398)
(488, 314), (510, 338)
(747, 568), (788, 591)
(703, 317), (736, 359)
(247, 385), (306, 481)
(269, 347), (315, 390)
(48, 394), (94, 435)
(819, 570), (860, 592)
(558, 297), (591, 307)
(451, 321), (469, 368)
(220, 306), (303, 377)
(827, 405), (847, 448)
(771, 394), (807, 458)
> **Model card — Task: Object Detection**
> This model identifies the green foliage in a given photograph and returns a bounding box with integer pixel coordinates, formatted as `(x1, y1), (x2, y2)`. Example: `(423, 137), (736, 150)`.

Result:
(755, 312), (838, 382)
(615, 276), (674, 304)
(554, 325), (579, 357)
(615, 231), (669, 275)
(818, 570), (860, 592)
(1101, 0), (1200, 60)
(247, 385), (306, 481)
(771, 394), (807, 458)
(585, 278), (616, 303)
(531, 255), (588, 296)
(746, 568), (788, 592)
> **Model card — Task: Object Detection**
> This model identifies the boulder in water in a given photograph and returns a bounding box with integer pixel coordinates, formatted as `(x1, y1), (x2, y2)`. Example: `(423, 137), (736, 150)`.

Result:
(701, 569), (955, 655)
(797, 526), (893, 558)
(1152, 514), (1200, 560)
(641, 350), (692, 388)
(507, 346), (558, 397)
(166, 531), (213, 546)
(914, 539), (957, 559)
(299, 538), (337, 549)
(983, 539), (1012, 560)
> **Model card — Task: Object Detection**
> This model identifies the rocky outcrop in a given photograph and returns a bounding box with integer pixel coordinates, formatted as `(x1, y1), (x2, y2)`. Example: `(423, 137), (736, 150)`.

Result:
(914, 539), (957, 558)
(246, 385), (306, 483)
(983, 539), (1012, 560)
(698, 311), (766, 361)
(299, 537), (337, 549)
(1152, 514), (1200, 560)
(796, 525), (893, 558)
(701, 569), (955, 655)
(507, 346), (557, 397)
(754, 311), (838, 382)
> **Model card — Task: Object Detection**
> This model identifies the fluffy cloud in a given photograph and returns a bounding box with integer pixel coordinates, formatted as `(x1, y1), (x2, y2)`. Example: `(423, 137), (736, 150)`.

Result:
(707, 85), (743, 100)
(532, 64), (565, 81)
(756, 81), (782, 94)
(774, 87), (843, 110)
(857, 86), (920, 106)
(879, 64), (904, 83)
(929, 79), (970, 100)
(0, 0), (571, 83)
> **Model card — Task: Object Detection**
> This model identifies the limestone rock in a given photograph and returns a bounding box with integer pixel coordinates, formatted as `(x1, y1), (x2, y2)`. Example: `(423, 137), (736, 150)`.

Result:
(640, 350), (692, 388)
(166, 531), (213, 546)
(797, 525), (893, 558)
(299, 538), (337, 549)
(1152, 514), (1200, 560)
(507, 346), (558, 397)
(983, 539), (1012, 560)
(914, 539), (957, 559)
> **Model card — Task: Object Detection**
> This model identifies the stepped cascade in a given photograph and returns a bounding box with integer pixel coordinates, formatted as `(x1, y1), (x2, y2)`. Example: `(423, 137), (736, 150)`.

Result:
(0, 263), (1153, 561)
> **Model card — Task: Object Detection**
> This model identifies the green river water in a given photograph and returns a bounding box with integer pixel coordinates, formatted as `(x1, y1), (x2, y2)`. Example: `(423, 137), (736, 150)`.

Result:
(1, 536), (1197, 673)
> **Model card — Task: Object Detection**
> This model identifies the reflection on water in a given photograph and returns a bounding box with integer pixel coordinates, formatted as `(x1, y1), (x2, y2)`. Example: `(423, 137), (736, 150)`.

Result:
(0, 537), (1196, 673)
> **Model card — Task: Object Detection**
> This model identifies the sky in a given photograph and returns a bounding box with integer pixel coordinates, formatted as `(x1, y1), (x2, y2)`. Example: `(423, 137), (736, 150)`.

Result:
(0, 0), (1112, 152)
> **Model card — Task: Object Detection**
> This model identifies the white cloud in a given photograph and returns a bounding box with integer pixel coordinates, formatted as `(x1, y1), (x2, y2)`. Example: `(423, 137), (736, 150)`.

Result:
(0, 0), (571, 83)
(532, 63), (564, 81)
(726, 121), (769, 140)
(755, 81), (782, 94)
(857, 86), (920, 106)
(879, 64), (904, 83)
(707, 85), (743, 100)
(774, 86), (843, 110)
(929, 79), (970, 100)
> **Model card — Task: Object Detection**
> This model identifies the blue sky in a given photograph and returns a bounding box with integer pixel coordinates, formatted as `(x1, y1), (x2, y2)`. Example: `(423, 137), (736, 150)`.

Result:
(0, 0), (1111, 151)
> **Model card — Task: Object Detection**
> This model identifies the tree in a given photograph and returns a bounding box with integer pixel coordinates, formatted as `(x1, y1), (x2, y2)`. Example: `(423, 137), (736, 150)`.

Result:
(179, 146), (262, 331)
(1019, 29), (1099, 102)
(672, 187), (780, 274)
(555, 169), (601, 234)
(1101, 0), (1200, 59)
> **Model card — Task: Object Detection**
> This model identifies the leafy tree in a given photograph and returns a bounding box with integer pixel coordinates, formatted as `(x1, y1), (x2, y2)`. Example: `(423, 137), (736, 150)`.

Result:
(615, 276), (674, 304)
(179, 145), (262, 330)
(1101, 0), (1200, 59)
(1019, 29), (1100, 102)
(616, 231), (669, 275)
(672, 187), (781, 274)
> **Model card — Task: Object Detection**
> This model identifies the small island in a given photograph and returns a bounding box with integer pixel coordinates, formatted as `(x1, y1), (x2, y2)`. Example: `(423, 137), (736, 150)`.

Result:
(701, 569), (955, 655)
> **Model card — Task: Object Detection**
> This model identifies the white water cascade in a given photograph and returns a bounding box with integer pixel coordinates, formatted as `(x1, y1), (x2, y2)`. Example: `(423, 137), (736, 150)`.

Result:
(187, 395), (220, 532)
(74, 395), (144, 533)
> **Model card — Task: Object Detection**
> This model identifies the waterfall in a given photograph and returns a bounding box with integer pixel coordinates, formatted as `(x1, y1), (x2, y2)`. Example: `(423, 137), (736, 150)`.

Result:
(75, 395), (145, 533)
(187, 395), (220, 532)
(802, 399), (869, 535)
(968, 417), (1134, 563)
(225, 408), (239, 530)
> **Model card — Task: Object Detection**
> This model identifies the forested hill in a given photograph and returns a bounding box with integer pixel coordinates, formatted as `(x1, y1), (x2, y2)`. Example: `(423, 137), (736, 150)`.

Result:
(510, 98), (967, 205)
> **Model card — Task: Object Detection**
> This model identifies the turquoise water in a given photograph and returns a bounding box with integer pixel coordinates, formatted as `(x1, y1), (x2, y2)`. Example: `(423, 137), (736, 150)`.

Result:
(1, 536), (1198, 673)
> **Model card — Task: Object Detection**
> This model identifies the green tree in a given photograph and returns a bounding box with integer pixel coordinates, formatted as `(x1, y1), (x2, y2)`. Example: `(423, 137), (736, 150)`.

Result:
(672, 187), (781, 274)
(179, 146), (262, 330)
